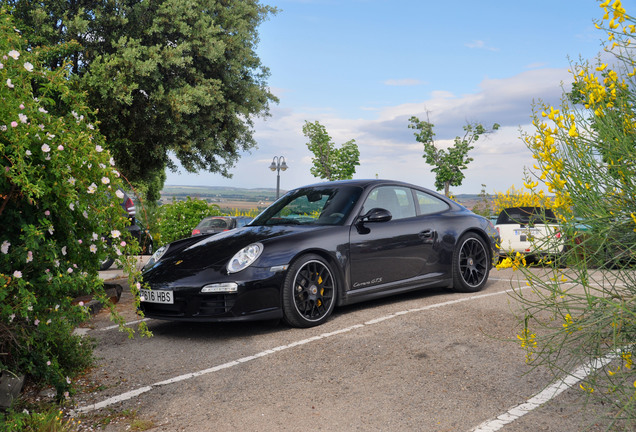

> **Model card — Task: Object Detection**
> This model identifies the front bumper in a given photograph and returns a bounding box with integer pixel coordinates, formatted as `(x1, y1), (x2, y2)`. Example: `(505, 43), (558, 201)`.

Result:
(140, 267), (286, 322)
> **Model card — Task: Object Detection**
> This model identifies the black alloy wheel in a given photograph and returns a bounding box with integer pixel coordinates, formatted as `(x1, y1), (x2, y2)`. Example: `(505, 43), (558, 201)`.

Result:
(452, 233), (490, 292)
(282, 254), (337, 328)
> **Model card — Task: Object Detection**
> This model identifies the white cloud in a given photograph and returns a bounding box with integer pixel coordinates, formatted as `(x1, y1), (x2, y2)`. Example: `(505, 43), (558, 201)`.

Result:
(166, 66), (574, 195)
(465, 40), (499, 52)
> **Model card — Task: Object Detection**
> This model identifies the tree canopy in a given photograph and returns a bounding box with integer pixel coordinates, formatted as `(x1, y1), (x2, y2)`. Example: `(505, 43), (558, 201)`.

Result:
(6, 0), (278, 201)
(303, 120), (360, 181)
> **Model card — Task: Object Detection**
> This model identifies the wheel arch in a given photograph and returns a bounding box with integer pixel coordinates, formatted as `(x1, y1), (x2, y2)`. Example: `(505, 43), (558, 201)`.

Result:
(281, 248), (346, 305)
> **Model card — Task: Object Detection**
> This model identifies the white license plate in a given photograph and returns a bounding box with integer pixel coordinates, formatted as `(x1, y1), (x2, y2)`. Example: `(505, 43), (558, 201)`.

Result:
(514, 229), (539, 236)
(140, 288), (174, 304)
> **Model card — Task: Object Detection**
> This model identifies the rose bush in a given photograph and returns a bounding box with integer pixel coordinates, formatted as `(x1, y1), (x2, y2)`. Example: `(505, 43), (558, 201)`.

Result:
(0, 8), (144, 400)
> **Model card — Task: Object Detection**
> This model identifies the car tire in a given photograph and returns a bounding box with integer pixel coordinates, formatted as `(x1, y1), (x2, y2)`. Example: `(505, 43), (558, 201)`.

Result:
(451, 233), (490, 293)
(99, 257), (114, 271)
(282, 254), (337, 328)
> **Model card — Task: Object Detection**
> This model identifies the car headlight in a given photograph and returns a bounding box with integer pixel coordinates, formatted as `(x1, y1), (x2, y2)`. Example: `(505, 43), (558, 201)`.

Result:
(227, 243), (263, 273)
(145, 244), (169, 269)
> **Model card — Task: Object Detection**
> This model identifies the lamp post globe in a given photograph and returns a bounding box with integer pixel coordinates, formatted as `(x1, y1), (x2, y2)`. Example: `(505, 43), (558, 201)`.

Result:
(270, 156), (288, 199)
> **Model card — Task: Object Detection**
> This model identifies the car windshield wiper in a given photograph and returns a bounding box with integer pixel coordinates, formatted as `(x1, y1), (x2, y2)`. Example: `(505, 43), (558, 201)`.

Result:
(265, 218), (303, 226)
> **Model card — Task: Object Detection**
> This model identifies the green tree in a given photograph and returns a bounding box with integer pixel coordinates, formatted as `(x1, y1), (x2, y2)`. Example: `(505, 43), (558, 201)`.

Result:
(0, 9), (145, 398)
(303, 120), (360, 181)
(409, 114), (499, 197)
(7, 0), (279, 201)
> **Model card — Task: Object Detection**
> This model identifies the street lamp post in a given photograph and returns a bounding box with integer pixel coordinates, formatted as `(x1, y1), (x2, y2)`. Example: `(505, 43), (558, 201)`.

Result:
(269, 156), (288, 200)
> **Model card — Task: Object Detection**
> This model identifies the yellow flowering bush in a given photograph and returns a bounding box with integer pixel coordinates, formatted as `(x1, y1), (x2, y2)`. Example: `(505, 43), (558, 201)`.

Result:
(492, 184), (555, 216)
(513, 1), (636, 426)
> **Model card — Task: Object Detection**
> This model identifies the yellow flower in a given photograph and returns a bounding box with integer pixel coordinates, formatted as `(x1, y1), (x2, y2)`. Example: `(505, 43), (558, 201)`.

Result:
(596, 63), (608, 71)
(622, 352), (633, 369)
(568, 124), (578, 137)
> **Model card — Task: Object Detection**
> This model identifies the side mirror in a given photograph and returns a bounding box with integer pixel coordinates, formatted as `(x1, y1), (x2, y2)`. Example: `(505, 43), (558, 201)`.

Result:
(359, 208), (392, 224)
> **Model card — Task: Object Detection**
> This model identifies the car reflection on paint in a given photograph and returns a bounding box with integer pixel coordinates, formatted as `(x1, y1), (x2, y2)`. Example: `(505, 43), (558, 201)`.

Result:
(140, 179), (500, 328)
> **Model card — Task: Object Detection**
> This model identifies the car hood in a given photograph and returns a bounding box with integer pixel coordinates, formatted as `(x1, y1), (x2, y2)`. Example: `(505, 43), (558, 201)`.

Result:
(143, 224), (327, 278)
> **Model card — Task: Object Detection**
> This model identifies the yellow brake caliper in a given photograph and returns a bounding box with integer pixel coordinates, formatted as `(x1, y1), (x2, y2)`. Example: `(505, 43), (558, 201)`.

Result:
(317, 274), (323, 307)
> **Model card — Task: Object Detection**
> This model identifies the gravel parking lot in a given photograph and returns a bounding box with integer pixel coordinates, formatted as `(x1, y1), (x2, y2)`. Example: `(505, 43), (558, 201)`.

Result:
(77, 266), (613, 431)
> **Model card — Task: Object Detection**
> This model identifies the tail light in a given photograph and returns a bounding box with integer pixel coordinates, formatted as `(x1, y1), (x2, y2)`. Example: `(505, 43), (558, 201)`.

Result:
(192, 229), (201, 236)
(124, 197), (136, 216)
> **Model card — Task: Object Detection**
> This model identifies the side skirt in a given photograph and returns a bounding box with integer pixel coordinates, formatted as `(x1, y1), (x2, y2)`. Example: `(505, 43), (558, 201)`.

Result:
(339, 274), (452, 306)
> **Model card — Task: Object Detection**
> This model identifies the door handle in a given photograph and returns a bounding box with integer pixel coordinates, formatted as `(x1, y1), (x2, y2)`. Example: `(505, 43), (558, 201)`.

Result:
(419, 229), (435, 240)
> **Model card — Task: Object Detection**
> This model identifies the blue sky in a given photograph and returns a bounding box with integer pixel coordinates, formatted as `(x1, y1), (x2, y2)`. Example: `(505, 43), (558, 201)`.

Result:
(165, 0), (609, 195)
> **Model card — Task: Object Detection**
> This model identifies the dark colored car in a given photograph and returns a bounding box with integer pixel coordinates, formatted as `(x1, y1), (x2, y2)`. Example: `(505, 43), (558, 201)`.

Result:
(140, 180), (499, 328)
(99, 191), (154, 270)
(191, 216), (253, 236)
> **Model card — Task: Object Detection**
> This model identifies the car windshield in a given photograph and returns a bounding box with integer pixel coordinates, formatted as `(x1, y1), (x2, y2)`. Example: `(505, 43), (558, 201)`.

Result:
(251, 186), (363, 226)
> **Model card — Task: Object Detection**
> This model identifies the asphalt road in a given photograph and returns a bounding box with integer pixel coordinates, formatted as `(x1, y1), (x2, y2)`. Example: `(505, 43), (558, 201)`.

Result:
(77, 264), (613, 431)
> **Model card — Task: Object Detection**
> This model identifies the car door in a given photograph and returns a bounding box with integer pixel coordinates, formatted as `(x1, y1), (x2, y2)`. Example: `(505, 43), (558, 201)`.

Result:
(349, 186), (434, 291)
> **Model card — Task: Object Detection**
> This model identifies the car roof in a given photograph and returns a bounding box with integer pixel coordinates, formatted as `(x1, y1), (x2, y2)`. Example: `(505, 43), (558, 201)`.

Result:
(298, 178), (412, 188)
(288, 179), (455, 206)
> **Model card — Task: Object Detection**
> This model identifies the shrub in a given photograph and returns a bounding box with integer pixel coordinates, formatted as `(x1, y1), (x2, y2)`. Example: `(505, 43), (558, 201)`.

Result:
(492, 184), (555, 216)
(513, 1), (636, 427)
(0, 9), (144, 400)
(0, 408), (82, 432)
(155, 197), (222, 245)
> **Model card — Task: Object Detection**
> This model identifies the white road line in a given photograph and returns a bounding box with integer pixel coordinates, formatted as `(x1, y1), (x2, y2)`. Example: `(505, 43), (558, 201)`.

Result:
(99, 318), (151, 331)
(470, 354), (617, 432)
(75, 288), (521, 414)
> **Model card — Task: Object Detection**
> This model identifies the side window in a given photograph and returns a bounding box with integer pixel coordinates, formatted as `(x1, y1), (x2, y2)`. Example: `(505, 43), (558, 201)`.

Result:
(362, 186), (416, 220)
(415, 190), (449, 215)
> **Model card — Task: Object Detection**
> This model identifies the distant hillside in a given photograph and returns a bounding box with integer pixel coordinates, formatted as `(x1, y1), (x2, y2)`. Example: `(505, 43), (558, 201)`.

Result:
(161, 185), (280, 202)
(159, 185), (491, 211)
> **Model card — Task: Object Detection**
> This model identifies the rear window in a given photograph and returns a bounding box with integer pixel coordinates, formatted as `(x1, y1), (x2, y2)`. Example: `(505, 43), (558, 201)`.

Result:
(200, 218), (229, 229)
(496, 207), (558, 225)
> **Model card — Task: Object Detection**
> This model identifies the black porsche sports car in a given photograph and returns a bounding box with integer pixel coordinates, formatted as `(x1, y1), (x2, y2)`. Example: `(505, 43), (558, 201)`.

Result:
(140, 179), (499, 328)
